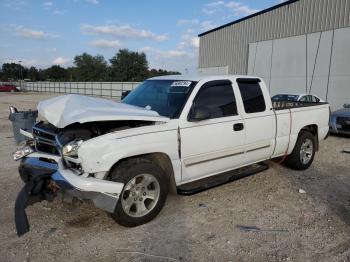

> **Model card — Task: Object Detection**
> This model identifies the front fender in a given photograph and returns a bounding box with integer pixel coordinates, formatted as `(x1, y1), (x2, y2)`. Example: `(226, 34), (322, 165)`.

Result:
(78, 129), (179, 174)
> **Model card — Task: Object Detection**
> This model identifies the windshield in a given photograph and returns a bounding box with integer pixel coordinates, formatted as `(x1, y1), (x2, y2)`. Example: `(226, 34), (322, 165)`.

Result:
(122, 80), (197, 118)
(272, 94), (299, 102)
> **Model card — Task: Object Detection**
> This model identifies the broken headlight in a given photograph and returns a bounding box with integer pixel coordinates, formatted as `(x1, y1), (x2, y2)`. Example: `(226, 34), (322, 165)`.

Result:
(62, 140), (82, 157)
(13, 146), (34, 161)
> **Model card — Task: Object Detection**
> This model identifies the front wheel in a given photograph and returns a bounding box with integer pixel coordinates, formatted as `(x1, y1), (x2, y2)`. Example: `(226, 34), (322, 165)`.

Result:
(109, 158), (169, 227)
(284, 131), (316, 170)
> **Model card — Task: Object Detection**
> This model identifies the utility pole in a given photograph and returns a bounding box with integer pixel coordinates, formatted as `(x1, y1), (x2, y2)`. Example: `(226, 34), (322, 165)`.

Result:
(18, 60), (22, 89)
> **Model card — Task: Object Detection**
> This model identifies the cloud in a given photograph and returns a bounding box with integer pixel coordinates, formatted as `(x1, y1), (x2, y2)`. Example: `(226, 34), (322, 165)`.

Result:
(203, 1), (259, 16)
(2, 0), (26, 10)
(176, 19), (200, 26)
(176, 19), (217, 30)
(52, 57), (70, 65)
(53, 10), (67, 15)
(200, 21), (217, 31)
(46, 47), (57, 52)
(177, 35), (199, 50)
(191, 37), (200, 48)
(86, 0), (99, 4)
(138, 46), (197, 73)
(15, 26), (59, 40)
(139, 47), (191, 59)
(81, 24), (168, 41)
(16, 28), (45, 39)
(202, 1), (225, 14)
(89, 39), (122, 49)
(43, 1), (53, 7)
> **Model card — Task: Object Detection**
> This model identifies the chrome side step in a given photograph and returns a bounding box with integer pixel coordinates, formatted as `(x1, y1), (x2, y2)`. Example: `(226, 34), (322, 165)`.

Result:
(177, 162), (269, 196)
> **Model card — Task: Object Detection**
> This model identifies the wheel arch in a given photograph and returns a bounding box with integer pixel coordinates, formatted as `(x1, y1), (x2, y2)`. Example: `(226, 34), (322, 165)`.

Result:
(299, 124), (319, 151)
(107, 152), (177, 194)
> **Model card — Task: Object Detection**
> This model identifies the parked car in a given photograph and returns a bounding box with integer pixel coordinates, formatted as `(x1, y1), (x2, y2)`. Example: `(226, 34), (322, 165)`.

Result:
(13, 75), (330, 236)
(0, 84), (19, 92)
(272, 93), (324, 103)
(329, 104), (350, 135)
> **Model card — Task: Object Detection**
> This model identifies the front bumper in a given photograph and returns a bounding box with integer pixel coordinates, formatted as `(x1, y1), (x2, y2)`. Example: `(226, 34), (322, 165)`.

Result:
(329, 121), (350, 135)
(15, 152), (124, 236)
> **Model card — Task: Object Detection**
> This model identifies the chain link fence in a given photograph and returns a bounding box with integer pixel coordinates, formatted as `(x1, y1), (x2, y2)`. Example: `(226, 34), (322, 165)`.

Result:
(1, 81), (141, 99)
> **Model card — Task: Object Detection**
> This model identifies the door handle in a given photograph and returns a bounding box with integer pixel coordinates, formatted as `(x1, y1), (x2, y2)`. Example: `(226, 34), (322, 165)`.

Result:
(233, 123), (244, 131)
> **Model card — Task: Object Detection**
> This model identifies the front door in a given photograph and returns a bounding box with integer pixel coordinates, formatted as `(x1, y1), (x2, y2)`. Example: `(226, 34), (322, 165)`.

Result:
(179, 80), (246, 183)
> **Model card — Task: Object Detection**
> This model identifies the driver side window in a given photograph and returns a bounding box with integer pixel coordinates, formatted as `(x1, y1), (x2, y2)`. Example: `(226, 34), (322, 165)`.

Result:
(192, 80), (237, 119)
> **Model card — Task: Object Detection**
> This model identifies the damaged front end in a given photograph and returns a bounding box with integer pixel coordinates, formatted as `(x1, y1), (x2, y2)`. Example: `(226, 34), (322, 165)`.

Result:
(12, 94), (171, 236)
(13, 122), (125, 237)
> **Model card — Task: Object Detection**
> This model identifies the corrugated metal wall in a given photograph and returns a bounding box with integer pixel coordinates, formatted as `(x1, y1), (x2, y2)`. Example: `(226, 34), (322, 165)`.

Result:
(198, 0), (350, 74)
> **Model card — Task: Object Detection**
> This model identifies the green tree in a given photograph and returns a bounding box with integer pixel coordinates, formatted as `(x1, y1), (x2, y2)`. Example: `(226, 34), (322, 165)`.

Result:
(37, 69), (47, 81)
(45, 65), (67, 81)
(66, 66), (78, 81)
(1, 63), (25, 80)
(27, 66), (39, 81)
(74, 53), (108, 81)
(110, 49), (149, 81)
(147, 68), (180, 78)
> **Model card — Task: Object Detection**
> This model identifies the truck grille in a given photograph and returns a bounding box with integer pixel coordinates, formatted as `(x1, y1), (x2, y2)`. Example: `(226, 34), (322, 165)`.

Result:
(33, 123), (61, 155)
(336, 116), (350, 131)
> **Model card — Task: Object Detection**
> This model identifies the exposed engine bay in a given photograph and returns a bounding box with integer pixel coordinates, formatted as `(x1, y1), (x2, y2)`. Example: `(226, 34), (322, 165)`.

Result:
(33, 120), (155, 154)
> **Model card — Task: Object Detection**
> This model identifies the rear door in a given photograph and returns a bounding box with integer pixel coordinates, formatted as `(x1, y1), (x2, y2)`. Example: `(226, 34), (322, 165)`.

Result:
(179, 80), (246, 183)
(236, 78), (275, 164)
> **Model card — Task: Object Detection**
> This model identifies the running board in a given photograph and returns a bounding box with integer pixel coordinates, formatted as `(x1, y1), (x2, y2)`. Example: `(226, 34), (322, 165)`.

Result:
(177, 162), (269, 196)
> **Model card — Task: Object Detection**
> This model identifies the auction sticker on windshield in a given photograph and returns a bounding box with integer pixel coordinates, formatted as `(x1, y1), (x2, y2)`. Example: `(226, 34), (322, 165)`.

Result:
(171, 81), (192, 87)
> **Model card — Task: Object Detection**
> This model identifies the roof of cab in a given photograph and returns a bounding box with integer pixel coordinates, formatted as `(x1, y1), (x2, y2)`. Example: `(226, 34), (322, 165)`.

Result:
(148, 74), (260, 82)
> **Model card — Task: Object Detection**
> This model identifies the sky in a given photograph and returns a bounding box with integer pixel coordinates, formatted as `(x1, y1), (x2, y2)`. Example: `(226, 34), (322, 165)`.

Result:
(0, 0), (284, 73)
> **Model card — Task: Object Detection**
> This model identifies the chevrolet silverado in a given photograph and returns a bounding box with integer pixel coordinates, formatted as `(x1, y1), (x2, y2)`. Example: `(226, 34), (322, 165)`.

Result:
(13, 75), (330, 236)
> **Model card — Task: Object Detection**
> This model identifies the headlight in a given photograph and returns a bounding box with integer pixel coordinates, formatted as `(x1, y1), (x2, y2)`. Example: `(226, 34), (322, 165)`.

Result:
(13, 146), (34, 161)
(62, 140), (82, 157)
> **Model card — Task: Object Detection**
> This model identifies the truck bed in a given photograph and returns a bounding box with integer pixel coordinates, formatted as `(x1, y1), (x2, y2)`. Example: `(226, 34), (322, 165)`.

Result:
(272, 101), (330, 159)
(273, 101), (329, 110)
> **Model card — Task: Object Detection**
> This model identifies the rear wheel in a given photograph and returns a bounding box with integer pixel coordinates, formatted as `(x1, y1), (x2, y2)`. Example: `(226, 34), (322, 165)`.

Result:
(284, 131), (316, 170)
(110, 158), (168, 227)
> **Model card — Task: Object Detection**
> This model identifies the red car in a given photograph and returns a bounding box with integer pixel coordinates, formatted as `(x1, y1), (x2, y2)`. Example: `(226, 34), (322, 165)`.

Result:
(0, 84), (20, 92)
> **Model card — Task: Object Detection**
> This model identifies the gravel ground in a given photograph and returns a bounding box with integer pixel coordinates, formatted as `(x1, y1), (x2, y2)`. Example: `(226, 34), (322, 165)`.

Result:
(1, 92), (350, 262)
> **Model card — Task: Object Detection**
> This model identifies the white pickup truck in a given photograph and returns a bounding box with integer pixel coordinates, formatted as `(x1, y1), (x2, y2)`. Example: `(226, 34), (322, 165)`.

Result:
(14, 74), (330, 236)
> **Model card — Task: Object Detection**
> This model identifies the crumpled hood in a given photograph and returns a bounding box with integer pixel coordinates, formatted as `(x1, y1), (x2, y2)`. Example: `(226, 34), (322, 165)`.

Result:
(38, 94), (169, 128)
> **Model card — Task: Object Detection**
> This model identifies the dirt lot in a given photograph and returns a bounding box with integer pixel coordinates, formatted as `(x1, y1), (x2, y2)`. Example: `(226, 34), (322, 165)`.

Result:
(0, 92), (350, 262)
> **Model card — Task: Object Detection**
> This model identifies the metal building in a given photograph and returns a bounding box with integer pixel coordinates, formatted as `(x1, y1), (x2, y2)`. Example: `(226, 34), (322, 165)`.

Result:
(198, 0), (350, 109)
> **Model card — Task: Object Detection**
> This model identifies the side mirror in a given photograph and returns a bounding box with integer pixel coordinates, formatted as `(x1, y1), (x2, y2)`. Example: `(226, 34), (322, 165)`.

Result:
(189, 106), (211, 122)
(121, 90), (131, 100)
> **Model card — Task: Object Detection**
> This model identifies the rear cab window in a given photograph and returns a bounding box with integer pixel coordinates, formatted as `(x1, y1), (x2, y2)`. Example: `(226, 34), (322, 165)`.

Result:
(236, 79), (266, 114)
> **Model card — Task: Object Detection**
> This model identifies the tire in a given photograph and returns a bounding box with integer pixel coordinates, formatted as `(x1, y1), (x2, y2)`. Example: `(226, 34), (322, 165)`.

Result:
(284, 131), (316, 170)
(109, 158), (169, 227)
